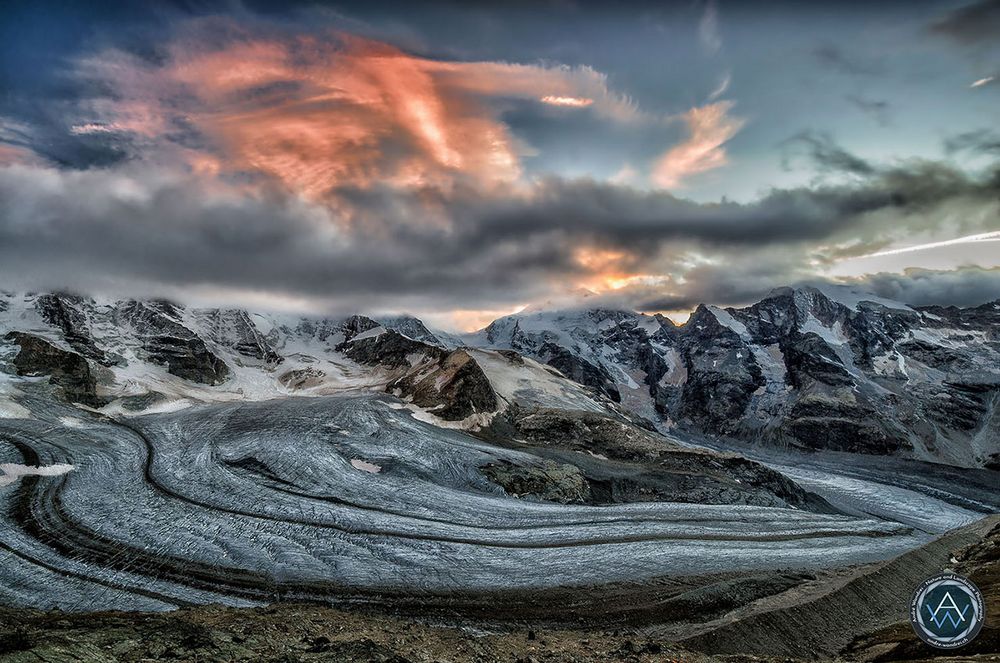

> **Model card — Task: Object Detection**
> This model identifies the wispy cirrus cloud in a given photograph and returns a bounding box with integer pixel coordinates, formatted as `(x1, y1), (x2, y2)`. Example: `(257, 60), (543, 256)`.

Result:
(707, 72), (731, 102)
(652, 0), (743, 189)
(698, 0), (722, 55)
(652, 101), (744, 189)
(5, 12), (749, 204)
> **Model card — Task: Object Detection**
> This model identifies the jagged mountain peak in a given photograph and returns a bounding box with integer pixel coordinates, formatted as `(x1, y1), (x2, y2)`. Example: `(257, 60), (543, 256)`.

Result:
(376, 314), (448, 347)
(462, 287), (999, 469)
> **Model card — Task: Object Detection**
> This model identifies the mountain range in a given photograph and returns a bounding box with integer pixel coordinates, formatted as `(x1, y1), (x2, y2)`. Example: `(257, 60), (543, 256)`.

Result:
(2, 286), (998, 471)
(471, 285), (1000, 469)
(2, 285), (999, 641)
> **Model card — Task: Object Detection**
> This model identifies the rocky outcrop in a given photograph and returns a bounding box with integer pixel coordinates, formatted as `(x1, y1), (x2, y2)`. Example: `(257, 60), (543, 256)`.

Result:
(497, 407), (833, 512)
(340, 328), (435, 368)
(34, 294), (115, 366)
(923, 380), (996, 432)
(115, 301), (229, 385)
(675, 305), (765, 432)
(339, 315), (382, 343)
(781, 332), (854, 388)
(480, 459), (591, 503)
(277, 367), (326, 390)
(781, 394), (905, 454)
(4, 332), (101, 406)
(378, 315), (446, 346)
(194, 309), (281, 366)
(389, 348), (499, 421)
(342, 329), (499, 421)
(537, 341), (621, 402)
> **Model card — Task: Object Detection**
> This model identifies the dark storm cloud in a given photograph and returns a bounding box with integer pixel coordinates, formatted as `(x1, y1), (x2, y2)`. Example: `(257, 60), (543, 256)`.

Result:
(928, 0), (1000, 44)
(845, 267), (1000, 307)
(0, 137), (996, 313)
(633, 258), (810, 311)
(632, 266), (1000, 312)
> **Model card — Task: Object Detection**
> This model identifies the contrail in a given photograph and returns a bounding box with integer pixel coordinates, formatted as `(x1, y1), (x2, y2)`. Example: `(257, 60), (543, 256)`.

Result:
(865, 230), (1000, 258)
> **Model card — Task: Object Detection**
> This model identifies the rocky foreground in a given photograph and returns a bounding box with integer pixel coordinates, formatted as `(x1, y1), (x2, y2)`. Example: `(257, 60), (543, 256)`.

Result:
(0, 516), (996, 662)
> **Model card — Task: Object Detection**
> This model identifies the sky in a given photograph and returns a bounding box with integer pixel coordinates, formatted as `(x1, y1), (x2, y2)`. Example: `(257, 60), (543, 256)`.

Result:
(0, 0), (997, 330)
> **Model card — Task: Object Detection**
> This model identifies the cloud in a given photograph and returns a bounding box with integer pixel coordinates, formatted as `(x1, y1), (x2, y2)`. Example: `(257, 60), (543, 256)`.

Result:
(840, 266), (1000, 308)
(65, 21), (643, 202)
(651, 101), (744, 188)
(75, 31), (519, 196)
(945, 128), (1000, 155)
(57, 18), (756, 207)
(0, 142), (43, 166)
(707, 72), (731, 101)
(1, 15), (997, 322)
(0, 133), (996, 318)
(929, 0), (1000, 45)
(69, 122), (126, 135)
(971, 75), (996, 87)
(540, 95), (594, 107)
(698, 0), (722, 55)
(813, 44), (885, 77)
(781, 131), (876, 176)
(846, 95), (891, 126)
(632, 266), (1000, 313)
(629, 251), (814, 311)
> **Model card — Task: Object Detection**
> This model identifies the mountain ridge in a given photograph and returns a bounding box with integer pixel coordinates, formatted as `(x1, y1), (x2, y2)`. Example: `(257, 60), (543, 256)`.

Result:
(2, 286), (998, 469)
(463, 285), (1000, 469)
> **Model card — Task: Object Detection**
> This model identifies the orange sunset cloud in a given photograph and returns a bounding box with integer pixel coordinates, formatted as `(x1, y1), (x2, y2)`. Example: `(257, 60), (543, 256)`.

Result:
(77, 25), (640, 203)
